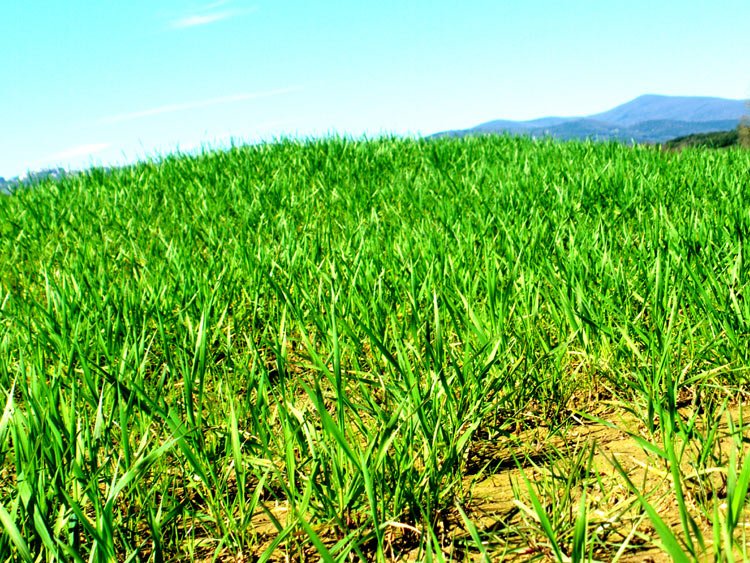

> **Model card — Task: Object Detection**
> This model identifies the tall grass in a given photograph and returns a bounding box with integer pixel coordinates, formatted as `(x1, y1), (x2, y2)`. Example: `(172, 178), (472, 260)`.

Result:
(0, 136), (749, 560)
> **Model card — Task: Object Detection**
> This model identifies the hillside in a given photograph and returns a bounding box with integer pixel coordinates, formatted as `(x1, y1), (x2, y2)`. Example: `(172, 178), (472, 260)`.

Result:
(664, 129), (740, 149)
(2, 138), (750, 560)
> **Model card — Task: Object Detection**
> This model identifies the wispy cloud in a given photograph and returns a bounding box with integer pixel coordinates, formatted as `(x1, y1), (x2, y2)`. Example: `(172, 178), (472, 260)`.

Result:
(98, 88), (300, 125)
(172, 13), (231, 28)
(46, 143), (111, 161)
(170, 1), (256, 29)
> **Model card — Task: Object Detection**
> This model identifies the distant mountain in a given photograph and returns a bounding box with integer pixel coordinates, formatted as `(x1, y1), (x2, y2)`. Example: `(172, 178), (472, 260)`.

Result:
(589, 95), (746, 126)
(0, 177), (12, 195)
(0, 168), (69, 195)
(433, 94), (748, 143)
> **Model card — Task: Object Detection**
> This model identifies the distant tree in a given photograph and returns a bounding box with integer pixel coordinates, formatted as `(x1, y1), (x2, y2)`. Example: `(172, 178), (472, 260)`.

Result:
(740, 99), (750, 148)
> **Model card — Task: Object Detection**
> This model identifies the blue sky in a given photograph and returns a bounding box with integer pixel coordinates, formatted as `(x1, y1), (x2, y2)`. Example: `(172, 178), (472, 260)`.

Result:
(1, 0), (748, 179)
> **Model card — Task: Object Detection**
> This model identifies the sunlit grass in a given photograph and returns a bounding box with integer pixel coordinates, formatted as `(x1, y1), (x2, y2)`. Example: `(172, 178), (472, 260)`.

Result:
(1, 136), (749, 560)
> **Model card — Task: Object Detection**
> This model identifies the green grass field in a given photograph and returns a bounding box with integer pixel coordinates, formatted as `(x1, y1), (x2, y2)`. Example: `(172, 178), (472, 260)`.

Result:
(1, 136), (750, 561)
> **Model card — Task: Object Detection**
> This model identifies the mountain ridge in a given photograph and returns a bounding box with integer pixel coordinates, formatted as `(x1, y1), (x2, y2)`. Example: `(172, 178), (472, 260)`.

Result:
(433, 94), (747, 143)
